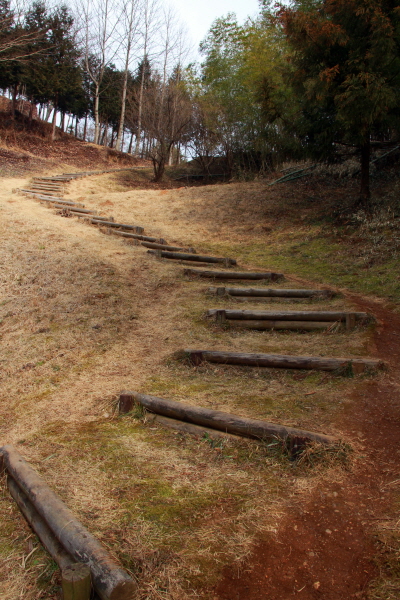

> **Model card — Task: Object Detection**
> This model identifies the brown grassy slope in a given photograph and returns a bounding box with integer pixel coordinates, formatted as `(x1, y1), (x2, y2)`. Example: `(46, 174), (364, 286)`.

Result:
(0, 134), (399, 599)
(0, 166), (398, 599)
(0, 110), (148, 176)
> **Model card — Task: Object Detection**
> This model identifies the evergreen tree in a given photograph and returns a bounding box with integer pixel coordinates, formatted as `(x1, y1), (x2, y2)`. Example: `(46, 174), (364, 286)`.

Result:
(279, 0), (400, 205)
(26, 3), (83, 140)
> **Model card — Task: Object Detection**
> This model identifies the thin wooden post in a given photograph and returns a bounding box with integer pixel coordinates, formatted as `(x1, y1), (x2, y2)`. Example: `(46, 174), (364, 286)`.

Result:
(215, 310), (227, 325)
(346, 313), (356, 331)
(119, 392), (135, 414)
(62, 563), (91, 600)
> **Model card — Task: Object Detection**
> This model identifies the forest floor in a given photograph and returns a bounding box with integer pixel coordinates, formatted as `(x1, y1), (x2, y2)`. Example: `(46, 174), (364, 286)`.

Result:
(0, 155), (400, 600)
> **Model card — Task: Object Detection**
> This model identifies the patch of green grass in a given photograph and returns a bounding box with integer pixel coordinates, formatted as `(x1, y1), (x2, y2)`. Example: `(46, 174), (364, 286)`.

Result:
(202, 231), (400, 304)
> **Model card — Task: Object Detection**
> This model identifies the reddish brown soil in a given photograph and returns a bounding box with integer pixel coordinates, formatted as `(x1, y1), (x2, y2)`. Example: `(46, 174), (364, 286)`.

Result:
(215, 295), (400, 599)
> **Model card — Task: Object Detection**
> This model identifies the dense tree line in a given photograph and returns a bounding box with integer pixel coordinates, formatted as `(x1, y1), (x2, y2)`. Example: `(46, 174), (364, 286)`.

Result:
(1, 0), (400, 200)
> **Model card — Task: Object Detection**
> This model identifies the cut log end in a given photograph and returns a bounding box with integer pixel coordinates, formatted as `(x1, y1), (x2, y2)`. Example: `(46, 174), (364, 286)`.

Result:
(109, 581), (139, 600)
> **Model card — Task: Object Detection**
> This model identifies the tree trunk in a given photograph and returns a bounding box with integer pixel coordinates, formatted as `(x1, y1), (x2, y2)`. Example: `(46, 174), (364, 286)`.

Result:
(11, 83), (19, 121)
(94, 85), (100, 144)
(28, 99), (34, 129)
(135, 68), (145, 156)
(51, 95), (58, 142)
(128, 132), (133, 154)
(46, 104), (53, 122)
(83, 115), (87, 142)
(116, 65), (129, 151)
(359, 137), (371, 206)
(153, 155), (166, 182)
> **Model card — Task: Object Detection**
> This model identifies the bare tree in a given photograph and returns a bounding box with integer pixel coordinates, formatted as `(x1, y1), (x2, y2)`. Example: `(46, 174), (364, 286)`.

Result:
(0, 5), (46, 64)
(142, 70), (193, 181)
(115, 0), (140, 151)
(79, 0), (121, 144)
(126, 0), (160, 156)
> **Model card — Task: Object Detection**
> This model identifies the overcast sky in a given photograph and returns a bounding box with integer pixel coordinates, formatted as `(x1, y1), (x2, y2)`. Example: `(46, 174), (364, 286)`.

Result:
(169, 0), (261, 56)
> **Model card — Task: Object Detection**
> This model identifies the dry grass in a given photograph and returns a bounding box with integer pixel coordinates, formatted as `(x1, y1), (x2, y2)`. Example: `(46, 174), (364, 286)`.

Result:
(0, 170), (388, 598)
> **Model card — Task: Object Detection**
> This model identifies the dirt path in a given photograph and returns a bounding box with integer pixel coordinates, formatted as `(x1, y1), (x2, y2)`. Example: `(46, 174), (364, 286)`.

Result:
(216, 296), (400, 599)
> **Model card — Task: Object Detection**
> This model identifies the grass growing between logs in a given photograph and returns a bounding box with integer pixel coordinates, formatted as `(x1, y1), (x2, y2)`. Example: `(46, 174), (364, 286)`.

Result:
(200, 237), (400, 305)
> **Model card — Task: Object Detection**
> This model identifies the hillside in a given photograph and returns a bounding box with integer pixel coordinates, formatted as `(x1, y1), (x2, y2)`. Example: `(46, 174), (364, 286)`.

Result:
(0, 111), (148, 177)
(0, 136), (399, 600)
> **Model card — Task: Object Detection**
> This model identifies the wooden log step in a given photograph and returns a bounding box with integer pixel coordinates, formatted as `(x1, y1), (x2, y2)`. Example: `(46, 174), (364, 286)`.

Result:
(30, 182), (64, 187)
(141, 241), (196, 252)
(147, 414), (243, 442)
(33, 177), (71, 182)
(30, 185), (64, 191)
(77, 214), (113, 222)
(206, 309), (371, 322)
(149, 250), (236, 266)
(7, 477), (75, 571)
(215, 319), (336, 331)
(184, 268), (284, 280)
(40, 198), (84, 208)
(118, 391), (336, 446)
(209, 286), (334, 298)
(53, 205), (96, 215)
(29, 194), (78, 205)
(106, 229), (165, 243)
(20, 188), (61, 197)
(90, 219), (144, 233)
(182, 349), (384, 374)
(0, 445), (137, 600)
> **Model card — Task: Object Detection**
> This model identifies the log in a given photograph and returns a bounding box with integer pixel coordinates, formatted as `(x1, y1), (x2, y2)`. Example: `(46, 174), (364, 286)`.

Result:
(217, 319), (334, 330)
(0, 445), (137, 600)
(7, 476), (75, 570)
(208, 287), (334, 298)
(54, 205), (96, 215)
(62, 563), (91, 600)
(33, 177), (71, 182)
(119, 391), (336, 446)
(20, 189), (61, 197)
(30, 184), (64, 190)
(41, 198), (83, 207)
(141, 241), (196, 253)
(148, 414), (243, 442)
(77, 214), (113, 222)
(182, 349), (383, 374)
(148, 250), (236, 266)
(206, 309), (370, 322)
(30, 187), (64, 193)
(184, 269), (284, 281)
(19, 191), (70, 203)
(90, 219), (144, 233)
(30, 181), (64, 186)
(102, 229), (165, 243)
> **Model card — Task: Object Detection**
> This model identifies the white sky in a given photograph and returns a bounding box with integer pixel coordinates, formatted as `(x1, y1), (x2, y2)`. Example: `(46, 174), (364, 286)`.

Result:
(169, 0), (261, 55)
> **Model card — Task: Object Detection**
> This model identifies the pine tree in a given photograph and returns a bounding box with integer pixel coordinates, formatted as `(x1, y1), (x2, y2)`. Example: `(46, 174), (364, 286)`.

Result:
(279, 0), (400, 205)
